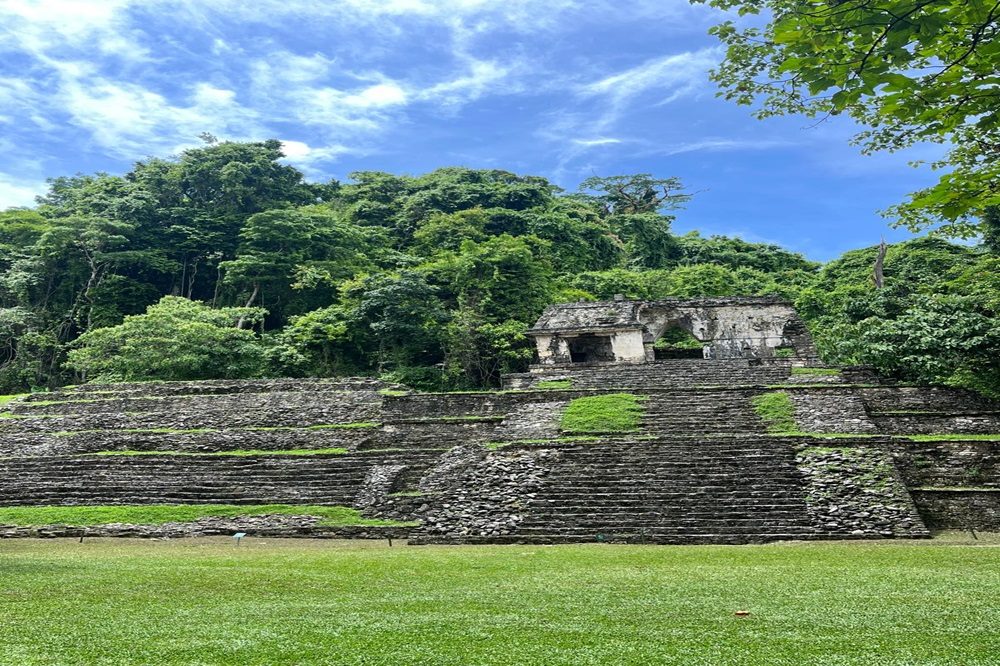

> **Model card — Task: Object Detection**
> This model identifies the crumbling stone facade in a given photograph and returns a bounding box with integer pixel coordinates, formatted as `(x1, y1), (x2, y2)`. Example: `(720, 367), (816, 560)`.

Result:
(528, 296), (818, 366)
(2, 299), (1000, 542)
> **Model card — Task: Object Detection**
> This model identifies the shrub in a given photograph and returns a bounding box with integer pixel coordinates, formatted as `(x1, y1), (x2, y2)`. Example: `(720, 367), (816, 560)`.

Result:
(66, 297), (266, 382)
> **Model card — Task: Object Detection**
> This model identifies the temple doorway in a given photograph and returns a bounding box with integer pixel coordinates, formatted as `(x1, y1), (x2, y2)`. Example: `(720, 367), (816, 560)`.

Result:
(653, 325), (704, 360)
(568, 335), (615, 363)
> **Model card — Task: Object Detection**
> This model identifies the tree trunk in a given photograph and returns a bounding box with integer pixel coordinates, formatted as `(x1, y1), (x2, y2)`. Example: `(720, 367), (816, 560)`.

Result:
(235, 282), (260, 329)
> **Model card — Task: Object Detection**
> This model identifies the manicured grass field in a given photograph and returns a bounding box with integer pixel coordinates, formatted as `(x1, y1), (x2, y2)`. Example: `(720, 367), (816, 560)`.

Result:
(1, 537), (999, 665)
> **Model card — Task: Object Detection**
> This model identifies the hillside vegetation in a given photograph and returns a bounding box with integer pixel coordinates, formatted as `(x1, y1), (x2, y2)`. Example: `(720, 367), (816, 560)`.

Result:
(0, 140), (997, 395)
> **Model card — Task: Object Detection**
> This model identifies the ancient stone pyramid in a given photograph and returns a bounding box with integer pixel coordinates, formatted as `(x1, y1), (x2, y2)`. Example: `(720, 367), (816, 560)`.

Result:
(1, 298), (997, 542)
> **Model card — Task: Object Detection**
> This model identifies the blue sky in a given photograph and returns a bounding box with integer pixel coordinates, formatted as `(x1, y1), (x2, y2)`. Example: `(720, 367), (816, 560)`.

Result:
(0, 0), (943, 261)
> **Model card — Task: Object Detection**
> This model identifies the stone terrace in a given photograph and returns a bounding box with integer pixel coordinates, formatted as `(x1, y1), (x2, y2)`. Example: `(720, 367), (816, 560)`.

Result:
(2, 356), (1000, 541)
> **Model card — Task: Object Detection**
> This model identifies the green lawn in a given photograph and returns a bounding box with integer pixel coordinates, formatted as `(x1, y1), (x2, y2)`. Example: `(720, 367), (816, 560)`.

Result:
(1, 537), (998, 665)
(0, 504), (408, 527)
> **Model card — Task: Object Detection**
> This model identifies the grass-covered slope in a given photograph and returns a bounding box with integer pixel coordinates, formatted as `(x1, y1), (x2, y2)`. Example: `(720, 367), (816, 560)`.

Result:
(0, 538), (997, 665)
(751, 391), (798, 433)
(0, 504), (408, 527)
(561, 393), (645, 433)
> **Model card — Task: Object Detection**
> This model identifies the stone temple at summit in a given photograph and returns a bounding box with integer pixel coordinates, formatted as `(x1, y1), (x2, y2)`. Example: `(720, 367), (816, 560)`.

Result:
(1, 296), (998, 543)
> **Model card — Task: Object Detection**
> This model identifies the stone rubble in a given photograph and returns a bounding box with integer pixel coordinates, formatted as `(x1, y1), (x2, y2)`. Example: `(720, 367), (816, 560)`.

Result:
(796, 445), (928, 538)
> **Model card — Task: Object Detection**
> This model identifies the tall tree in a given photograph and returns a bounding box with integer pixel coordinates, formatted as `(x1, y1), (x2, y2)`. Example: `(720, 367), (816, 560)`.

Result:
(578, 174), (691, 215)
(697, 0), (1000, 236)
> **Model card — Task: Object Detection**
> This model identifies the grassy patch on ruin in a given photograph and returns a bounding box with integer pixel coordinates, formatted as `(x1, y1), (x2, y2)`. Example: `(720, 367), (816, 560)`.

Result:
(790, 367), (841, 376)
(0, 539), (998, 665)
(751, 391), (798, 433)
(0, 504), (410, 527)
(561, 393), (644, 434)
(92, 448), (350, 457)
(534, 379), (573, 390)
(899, 434), (1000, 442)
(0, 393), (28, 407)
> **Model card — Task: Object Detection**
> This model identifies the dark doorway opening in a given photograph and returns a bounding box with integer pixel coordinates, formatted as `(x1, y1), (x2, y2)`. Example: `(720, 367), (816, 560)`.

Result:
(653, 326), (704, 360)
(568, 335), (614, 363)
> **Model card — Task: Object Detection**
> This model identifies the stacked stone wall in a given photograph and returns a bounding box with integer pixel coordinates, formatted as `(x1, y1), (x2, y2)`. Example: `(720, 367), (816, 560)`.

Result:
(51, 378), (391, 397)
(3, 359), (1000, 542)
(909, 490), (1000, 530)
(413, 436), (930, 545)
(787, 389), (879, 434)
(0, 401), (380, 434)
(795, 443), (927, 538)
(0, 451), (441, 507)
(889, 440), (1000, 488)
(0, 428), (375, 458)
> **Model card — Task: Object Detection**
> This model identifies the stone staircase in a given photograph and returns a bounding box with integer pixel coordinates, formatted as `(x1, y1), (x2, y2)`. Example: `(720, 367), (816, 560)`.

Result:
(0, 450), (442, 506)
(859, 386), (1000, 435)
(639, 390), (765, 435)
(505, 359), (791, 390)
(420, 437), (819, 544)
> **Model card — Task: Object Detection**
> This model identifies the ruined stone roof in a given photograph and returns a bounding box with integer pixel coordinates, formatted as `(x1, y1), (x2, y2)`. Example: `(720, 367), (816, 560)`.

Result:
(528, 299), (642, 334)
(528, 296), (791, 334)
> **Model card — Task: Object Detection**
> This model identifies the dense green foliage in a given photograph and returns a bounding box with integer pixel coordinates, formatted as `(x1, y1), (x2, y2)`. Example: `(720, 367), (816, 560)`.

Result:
(797, 237), (1000, 396)
(1, 139), (997, 395)
(698, 0), (1000, 237)
(561, 394), (645, 433)
(1, 539), (998, 665)
(66, 297), (266, 381)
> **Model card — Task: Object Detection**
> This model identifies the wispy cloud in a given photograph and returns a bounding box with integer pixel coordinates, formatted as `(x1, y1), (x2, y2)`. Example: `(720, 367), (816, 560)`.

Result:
(572, 137), (622, 147)
(659, 138), (795, 156)
(417, 58), (513, 107)
(579, 48), (721, 116)
(0, 0), (733, 193)
(539, 47), (722, 179)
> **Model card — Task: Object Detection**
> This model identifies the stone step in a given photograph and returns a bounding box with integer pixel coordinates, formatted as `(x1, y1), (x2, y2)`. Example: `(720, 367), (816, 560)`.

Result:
(416, 533), (813, 545)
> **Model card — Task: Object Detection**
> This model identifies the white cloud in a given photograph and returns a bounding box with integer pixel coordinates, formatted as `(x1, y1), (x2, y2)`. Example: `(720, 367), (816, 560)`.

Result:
(580, 48), (720, 108)
(0, 0), (726, 185)
(540, 47), (724, 177)
(193, 84), (237, 105)
(0, 174), (47, 210)
(572, 137), (622, 147)
(350, 83), (408, 108)
(660, 138), (795, 155)
(418, 58), (511, 106)
(52, 71), (263, 157)
(0, 0), (147, 61)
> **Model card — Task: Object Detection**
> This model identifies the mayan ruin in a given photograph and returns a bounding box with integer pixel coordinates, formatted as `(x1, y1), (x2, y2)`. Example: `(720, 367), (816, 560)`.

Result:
(2, 296), (996, 544)
(4, 1), (998, 660)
